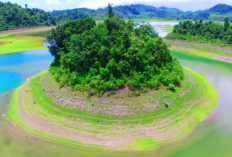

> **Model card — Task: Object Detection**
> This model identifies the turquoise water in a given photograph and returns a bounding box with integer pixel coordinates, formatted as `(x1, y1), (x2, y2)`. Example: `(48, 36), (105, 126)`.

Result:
(0, 50), (53, 93)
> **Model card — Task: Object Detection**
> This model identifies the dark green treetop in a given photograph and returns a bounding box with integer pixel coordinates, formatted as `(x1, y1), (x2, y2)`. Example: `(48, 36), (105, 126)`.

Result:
(224, 17), (230, 31)
(107, 3), (114, 18)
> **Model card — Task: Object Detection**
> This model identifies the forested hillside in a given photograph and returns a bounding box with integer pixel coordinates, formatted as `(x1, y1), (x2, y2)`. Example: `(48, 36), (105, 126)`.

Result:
(0, 2), (56, 31)
(167, 18), (232, 45)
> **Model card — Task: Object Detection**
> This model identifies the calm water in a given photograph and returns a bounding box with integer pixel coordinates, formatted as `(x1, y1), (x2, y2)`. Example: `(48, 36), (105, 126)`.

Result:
(150, 22), (177, 38)
(1, 24), (232, 156)
(156, 51), (232, 157)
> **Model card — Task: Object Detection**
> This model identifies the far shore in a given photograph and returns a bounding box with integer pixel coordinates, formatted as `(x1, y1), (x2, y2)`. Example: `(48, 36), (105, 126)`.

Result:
(0, 26), (55, 35)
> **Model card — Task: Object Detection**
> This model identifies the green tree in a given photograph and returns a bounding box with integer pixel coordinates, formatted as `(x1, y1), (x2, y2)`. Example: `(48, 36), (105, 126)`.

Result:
(224, 17), (230, 31)
(107, 3), (114, 18)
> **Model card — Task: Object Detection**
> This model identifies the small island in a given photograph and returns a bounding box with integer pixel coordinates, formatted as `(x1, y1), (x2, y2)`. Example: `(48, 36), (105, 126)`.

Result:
(6, 5), (218, 151)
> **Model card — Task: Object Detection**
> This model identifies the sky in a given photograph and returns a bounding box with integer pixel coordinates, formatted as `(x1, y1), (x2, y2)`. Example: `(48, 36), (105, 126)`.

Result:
(2, 0), (232, 11)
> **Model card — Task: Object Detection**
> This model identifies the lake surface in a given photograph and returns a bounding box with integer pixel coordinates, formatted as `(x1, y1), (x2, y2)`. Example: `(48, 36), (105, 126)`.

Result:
(150, 22), (177, 37)
(1, 23), (232, 157)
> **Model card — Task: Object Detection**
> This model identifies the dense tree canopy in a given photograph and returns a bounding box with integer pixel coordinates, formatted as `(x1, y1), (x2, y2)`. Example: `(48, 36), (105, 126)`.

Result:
(0, 2), (56, 31)
(167, 18), (232, 45)
(48, 8), (184, 95)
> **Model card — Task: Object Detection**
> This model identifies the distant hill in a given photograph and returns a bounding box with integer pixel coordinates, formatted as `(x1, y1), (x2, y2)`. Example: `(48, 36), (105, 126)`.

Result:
(51, 4), (232, 22)
(209, 4), (232, 14)
(0, 2), (56, 31)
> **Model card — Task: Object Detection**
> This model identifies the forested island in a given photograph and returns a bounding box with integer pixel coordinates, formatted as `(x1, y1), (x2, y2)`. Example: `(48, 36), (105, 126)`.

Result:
(167, 18), (232, 45)
(48, 8), (183, 95)
(6, 4), (218, 152)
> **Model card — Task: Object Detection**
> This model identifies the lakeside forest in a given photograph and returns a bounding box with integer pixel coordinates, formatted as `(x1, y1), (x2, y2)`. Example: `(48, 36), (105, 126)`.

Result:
(167, 18), (232, 45)
(0, 2), (232, 31)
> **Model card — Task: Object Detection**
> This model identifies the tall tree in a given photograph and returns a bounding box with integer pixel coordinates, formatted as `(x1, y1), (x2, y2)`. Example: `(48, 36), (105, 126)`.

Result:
(224, 17), (230, 31)
(107, 3), (114, 18)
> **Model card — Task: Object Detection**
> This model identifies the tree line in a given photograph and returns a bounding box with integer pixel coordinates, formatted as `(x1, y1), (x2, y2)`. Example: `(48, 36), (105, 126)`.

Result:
(167, 18), (232, 45)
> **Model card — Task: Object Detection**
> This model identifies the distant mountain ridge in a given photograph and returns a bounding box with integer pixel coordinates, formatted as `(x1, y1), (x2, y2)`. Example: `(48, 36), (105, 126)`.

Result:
(51, 3), (232, 22)
(0, 2), (231, 31)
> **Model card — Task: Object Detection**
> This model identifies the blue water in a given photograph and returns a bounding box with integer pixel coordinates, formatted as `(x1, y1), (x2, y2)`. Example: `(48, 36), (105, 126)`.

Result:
(0, 50), (53, 93)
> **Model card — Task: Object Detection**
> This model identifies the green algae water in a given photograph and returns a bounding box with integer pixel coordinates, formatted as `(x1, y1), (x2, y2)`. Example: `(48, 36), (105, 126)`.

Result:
(155, 50), (232, 157)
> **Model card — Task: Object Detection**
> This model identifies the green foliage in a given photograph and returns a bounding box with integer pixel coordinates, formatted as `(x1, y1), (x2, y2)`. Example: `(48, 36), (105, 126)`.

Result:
(134, 91), (141, 97)
(48, 10), (184, 94)
(224, 17), (230, 31)
(167, 18), (232, 45)
(168, 84), (176, 92)
(0, 2), (56, 31)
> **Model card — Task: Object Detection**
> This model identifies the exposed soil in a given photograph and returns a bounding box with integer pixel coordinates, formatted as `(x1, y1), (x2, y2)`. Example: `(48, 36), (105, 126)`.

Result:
(0, 42), (5, 46)
(40, 73), (196, 116)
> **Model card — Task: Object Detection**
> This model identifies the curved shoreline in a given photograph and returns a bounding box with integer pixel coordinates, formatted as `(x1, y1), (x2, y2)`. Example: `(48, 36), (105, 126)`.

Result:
(6, 67), (218, 151)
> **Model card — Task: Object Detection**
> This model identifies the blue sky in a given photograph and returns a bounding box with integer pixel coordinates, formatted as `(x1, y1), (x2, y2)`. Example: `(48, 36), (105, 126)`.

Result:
(2, 0), (232, 11)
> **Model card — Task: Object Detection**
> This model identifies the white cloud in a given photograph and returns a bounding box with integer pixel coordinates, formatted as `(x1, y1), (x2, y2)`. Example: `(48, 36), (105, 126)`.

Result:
(45, 0), (62, 5)
(28, 1), (41, 8)
(67, 0), (72, 4)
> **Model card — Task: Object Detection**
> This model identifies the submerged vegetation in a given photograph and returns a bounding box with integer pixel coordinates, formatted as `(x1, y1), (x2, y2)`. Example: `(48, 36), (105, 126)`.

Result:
(167, 18), (232, 45)
(48, 5), (184, 94)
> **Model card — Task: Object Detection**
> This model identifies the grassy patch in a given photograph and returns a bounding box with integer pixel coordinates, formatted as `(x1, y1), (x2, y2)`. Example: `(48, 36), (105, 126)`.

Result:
(18, 27), (52, 37)
(0, 27), (53, 55)
(0, 35), (47, 55)
(6, 68), (218, 151)
(163, 25), (174, 33)
(165, 38), (232, 62)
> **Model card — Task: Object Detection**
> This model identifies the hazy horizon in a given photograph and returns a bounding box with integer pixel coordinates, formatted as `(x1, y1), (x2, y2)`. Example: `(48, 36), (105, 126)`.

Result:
(1, 0), (232, 12)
